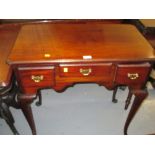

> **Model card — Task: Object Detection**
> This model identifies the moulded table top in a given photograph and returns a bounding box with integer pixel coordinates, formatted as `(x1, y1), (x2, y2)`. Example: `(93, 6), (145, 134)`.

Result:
(8, 23), (155, 64)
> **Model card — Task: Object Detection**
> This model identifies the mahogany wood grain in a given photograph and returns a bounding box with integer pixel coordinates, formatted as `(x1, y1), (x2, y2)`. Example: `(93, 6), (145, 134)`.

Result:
(59, 63), (113, 77)
(115, 63), (151, 86)
(17, 66), (55, 94)
(8, 23), (154, 64)
(0, 25), (20, 87)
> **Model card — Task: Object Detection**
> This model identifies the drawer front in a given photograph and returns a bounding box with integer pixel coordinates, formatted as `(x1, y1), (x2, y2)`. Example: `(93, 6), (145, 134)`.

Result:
(59, 63), (113, 78)
(115, 63), (151, 85)
(17, 66), (55, 88)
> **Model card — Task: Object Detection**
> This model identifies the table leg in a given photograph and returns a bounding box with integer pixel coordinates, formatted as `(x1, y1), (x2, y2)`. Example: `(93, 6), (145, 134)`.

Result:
(124, 89), (148, 135)
(18, 95), (37, 135)
(112, 87), (118, 103)
(35, 91), (42, 106)
(0, 80), (20, 135)
(0, 100), (19, 135)
(125, 90), (133, 110)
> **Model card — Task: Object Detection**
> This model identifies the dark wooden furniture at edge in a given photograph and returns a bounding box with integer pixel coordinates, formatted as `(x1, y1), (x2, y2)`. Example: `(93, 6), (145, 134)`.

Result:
(0, 24), (21, 134)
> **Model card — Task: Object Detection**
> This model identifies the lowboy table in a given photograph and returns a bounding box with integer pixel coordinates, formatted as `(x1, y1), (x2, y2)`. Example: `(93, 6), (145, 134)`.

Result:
(7, 22), (155, 134)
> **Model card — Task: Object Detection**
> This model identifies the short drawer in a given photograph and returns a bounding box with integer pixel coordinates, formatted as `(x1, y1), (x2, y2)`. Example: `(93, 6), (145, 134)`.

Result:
(17, 66), (55, 88)
(59, 63), (113, 78)
(115, 63), (151, 85)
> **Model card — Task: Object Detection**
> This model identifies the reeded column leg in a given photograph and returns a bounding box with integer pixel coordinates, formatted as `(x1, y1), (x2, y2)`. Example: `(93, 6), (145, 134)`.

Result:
(18, 94), (37, 135)
(124, 89), (148, 135)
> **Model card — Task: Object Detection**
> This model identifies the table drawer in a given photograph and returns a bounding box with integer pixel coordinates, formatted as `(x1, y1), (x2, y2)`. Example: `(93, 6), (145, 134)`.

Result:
(115, 63), (151, 85)
(17, 66), (55, 88)
(59, 63), (113, 78)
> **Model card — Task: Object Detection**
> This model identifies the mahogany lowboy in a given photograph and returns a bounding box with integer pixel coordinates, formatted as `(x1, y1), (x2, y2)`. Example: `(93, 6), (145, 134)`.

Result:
(7, 22), (155, 134)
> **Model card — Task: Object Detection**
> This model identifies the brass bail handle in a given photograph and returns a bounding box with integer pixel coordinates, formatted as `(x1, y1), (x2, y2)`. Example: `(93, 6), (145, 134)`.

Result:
(31, 75), (44, 83)
(80, 68), (92, 76)
(127, 73), (139, 80)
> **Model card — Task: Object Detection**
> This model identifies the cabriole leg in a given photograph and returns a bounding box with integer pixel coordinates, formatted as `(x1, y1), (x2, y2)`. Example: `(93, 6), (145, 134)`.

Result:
(18, 94), (37, 135)
(124, 89), (148, 135)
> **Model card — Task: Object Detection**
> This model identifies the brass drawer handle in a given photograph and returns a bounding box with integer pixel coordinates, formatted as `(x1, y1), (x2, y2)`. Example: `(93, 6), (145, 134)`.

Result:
(31, 75), (44, 83)
(127, 73), (139, 80)
(80, 68), (92, 76)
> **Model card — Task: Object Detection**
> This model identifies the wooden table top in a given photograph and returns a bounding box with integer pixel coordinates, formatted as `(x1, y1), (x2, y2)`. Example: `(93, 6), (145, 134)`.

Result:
(8, 23), (155, 64)
(140, 19), (155, 28)
(0, 24), (20, 87)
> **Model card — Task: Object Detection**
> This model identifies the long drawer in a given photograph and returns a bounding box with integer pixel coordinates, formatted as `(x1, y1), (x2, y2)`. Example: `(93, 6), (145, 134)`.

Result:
(59, 63), (114, 82)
